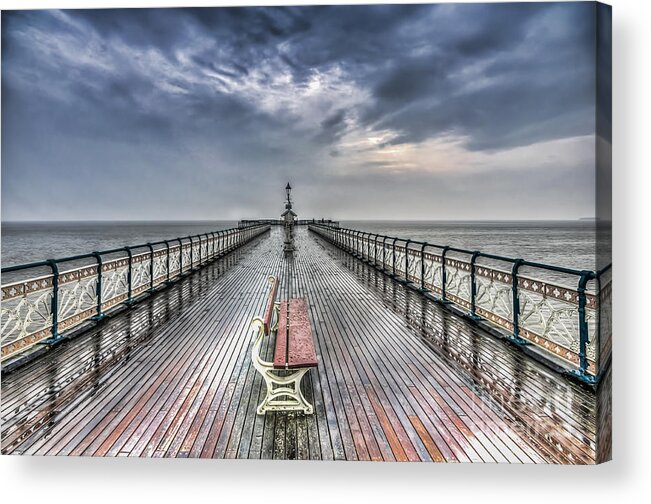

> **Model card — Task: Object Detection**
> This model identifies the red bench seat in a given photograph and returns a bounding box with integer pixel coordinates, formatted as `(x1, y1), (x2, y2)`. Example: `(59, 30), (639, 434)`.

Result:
(273, 298), (318, 369)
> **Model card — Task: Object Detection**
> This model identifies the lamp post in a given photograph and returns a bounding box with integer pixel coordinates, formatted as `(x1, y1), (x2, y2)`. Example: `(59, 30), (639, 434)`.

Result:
(282, 182), (297, 253)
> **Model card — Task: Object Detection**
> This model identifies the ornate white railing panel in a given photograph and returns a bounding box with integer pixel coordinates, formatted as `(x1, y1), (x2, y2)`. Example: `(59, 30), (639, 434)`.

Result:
(1, 275), (54, 358)
(131, 253), (152, 296)
(181, 244), (192, 273)
(102, 259), (130, 309)
(423, 253), (444, 294)
(444, 258), (473, 309)
(406, 248), (422, 284)
(57, 265), (99, 333)
(152, 250), (168, 285)
(169, 246), (181, 276)
(475, 268), (514, 331)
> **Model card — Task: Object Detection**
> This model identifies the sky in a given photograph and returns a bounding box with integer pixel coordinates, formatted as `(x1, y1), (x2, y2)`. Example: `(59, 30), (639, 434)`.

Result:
(1, 3), (607, 221)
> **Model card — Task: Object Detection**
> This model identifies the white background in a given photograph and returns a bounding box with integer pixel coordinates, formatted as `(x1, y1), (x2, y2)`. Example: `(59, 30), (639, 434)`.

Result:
(0, 0), (649, 502)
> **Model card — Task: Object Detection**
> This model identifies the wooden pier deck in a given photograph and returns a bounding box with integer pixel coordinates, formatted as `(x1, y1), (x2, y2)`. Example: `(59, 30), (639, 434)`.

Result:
(1, 228), (597, 462)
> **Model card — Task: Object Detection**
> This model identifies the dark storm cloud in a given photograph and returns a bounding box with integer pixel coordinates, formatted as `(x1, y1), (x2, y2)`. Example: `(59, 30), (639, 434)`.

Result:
(1, 3), (600, 220)
(356, 3), (596, 150)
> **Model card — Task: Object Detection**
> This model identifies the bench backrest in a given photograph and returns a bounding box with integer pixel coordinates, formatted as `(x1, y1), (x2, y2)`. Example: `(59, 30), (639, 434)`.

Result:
(263, 275), (279, 334)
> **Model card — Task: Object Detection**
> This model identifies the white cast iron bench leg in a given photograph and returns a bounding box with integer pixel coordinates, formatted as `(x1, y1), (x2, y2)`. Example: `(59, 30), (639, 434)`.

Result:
(250, 314), (314, 415)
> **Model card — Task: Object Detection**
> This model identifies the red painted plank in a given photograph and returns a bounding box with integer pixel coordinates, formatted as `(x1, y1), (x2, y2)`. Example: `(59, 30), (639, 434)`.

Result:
(263, 276), (279, 335)
(409, 415), (445, 462)
(273, 301), (289, 369)
(286, 298), (318, 369)
(367, 388), (409, 462)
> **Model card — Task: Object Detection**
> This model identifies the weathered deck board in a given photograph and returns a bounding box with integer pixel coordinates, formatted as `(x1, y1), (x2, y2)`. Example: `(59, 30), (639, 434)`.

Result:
(1, 227), (597, 462)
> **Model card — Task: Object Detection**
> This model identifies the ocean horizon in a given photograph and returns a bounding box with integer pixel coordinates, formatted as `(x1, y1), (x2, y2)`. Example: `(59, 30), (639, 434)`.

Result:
(1, 219), (606, 272)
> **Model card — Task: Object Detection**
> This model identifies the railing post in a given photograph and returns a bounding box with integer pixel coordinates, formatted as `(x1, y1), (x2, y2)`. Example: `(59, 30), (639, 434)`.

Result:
(404, 239), (411, 281)
(164, 240), (171, 283)
(147, 243), (155, 291)
(124, 247), (134, 305)
(576, 271), (595, 378)
(91, 252), (105, 320)
(420, 242), (428, 291)
(441, 246), (450, 302)
(373, 234), (378, 267)
(210, 233), (215, 260)
(382, 236), (388, 271)
(469, 251), (481, 319)
(188, 236), (194, 270)
(177, 239), (183, 276)
(198, 235), (202, 265)
(366, 233), (371, 261)
(46, 259), (60, 342)
(510, 259), (527, 344)
(392, 238), (398, 276)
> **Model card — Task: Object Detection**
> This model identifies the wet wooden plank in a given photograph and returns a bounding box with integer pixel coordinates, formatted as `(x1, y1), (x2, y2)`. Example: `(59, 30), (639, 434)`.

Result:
(409, 415), (445, 462)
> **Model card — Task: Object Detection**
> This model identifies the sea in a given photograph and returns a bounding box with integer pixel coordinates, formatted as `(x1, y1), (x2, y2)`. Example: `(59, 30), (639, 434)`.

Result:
(1, 220), (608, 275)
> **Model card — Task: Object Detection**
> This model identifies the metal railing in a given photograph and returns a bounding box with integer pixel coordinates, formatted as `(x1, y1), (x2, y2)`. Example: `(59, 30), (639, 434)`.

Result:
(309, 223), (612, 383)
(1, 223), (271, 361)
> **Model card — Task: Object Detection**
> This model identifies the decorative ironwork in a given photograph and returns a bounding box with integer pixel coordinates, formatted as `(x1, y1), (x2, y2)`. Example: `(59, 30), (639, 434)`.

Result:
(181, 243), (192, 273)
(443, 257), (473, 309)
(406, 248), (421, 284)
(57, 264), (99, 332)
(131, 254), (152, 296)
(475, 273), (514, 330)
(152, 249), (168, 285)
(308, 223), (610, 380)
(169, 246), (181, 276)
(1, 275), (54, 359)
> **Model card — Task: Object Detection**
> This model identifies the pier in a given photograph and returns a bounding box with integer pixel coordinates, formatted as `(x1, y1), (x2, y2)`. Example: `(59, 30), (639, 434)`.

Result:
(1, 216), (611, 462)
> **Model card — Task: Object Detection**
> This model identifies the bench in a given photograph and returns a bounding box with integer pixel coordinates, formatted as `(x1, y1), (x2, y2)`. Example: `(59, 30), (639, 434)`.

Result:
(250, 276), (318, 414)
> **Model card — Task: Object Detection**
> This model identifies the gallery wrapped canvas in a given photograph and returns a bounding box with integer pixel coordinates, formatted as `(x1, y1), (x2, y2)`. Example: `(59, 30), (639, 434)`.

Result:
(1, 2), (611, 463)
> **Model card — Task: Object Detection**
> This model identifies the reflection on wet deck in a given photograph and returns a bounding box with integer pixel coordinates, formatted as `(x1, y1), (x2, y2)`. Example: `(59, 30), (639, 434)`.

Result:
(1, 228), (597, 462)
